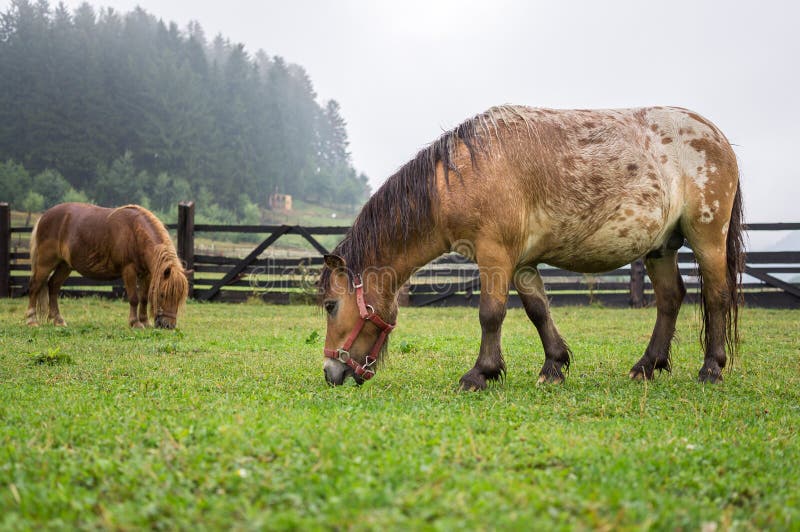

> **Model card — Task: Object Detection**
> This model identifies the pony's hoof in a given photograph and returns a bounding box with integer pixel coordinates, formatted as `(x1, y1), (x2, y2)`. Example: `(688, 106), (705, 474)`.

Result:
(698, 368), (723, 383)
(459, 369), (487, 391)
(26, 320), (39, 327)
(54, 319), (67, 327)
(629, 365), (654, 381)
(131, 321), (145, 329)
(537, 373), (564, 385)
(629, 355), (669, 381)
(537, 361), (565, 384)
(629, 370), (646, 381)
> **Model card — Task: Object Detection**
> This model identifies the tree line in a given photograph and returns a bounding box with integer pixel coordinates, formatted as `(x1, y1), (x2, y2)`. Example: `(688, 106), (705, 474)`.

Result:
(0, 0), (370, 222)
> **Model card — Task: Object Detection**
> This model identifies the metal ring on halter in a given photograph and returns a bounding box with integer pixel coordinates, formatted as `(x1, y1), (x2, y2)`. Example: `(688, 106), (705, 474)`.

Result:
(337, 349), (350, 363)
(365, 304), (375, 315)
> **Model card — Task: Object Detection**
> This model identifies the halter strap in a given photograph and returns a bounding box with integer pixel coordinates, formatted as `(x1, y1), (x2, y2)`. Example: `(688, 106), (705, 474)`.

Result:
(323, 274), (396, 381)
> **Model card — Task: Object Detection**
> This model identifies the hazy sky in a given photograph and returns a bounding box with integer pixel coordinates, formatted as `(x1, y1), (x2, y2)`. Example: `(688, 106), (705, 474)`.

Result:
(5, 0), (799, 227)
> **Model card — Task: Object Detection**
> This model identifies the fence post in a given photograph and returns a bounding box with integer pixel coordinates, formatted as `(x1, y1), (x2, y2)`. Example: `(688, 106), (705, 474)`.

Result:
(177, 201), (195, 298)
(0, 203), (10, 298)
(629, 258), (645, 308)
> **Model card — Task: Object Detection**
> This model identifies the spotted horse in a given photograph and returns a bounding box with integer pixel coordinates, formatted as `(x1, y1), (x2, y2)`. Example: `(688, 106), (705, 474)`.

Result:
(319, 105), (745, 388)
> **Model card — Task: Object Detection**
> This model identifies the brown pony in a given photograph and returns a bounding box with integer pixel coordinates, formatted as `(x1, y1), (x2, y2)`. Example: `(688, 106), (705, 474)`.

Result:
(26, 203), (189, 329)
(320, 105), (745, 388)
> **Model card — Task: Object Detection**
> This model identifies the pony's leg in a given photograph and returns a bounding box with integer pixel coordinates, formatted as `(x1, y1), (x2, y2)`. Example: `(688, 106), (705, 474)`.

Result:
(25, 263), (51, 326)
(459, 247), (513, 391)
(122, 265), (144, 328)
(515, 267), (571, 383)
(46, 262), (71, 326)
(693, 250), (730, 382)
(137, 275), (150, 327)
(629, 251), (685, 380)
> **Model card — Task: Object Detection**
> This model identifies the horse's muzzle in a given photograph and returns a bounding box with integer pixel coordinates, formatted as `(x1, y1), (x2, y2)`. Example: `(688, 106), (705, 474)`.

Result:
(324, 358), (363, 386)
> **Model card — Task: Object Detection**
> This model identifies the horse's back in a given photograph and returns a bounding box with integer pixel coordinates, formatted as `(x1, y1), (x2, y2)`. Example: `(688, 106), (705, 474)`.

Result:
(439, 106), (738, 272)
(34, 203), (134, 277)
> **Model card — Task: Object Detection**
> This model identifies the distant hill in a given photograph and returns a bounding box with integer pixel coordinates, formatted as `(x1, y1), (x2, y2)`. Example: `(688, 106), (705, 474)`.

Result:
(0, 1), (369, 222)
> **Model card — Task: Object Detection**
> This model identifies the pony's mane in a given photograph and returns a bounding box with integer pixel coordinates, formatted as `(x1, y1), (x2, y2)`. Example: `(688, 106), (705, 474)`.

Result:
(322, 105), (530, 290)
(109, 205), (172, 246)
(147, 243), (188, 320)
(109, 205), (187, 319)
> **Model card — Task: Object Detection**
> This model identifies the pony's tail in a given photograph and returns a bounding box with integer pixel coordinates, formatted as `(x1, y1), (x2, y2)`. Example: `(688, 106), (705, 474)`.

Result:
(28, 219), (50, 323)
(725, 181), (746, 365)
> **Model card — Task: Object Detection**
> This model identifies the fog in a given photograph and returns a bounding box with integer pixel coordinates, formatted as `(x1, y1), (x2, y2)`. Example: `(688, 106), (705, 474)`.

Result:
(5, 0), (799, 241)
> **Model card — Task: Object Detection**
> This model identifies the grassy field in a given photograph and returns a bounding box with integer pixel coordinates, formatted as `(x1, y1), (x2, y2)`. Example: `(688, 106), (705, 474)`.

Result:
(0, 298), (798, 530)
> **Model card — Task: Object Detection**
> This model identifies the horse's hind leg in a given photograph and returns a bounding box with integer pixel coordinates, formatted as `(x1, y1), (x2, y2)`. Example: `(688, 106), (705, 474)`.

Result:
(26, 263), (51, 326)
(47, 262), (71, 326)
(515, 266), (571, 383)
(459, 245), (513, 391)
(693, 249), (730, 382)
(629, 251), (685, 380)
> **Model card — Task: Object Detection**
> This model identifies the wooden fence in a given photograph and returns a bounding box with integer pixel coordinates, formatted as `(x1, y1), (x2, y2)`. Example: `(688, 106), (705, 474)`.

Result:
(1, 202), (799, 308)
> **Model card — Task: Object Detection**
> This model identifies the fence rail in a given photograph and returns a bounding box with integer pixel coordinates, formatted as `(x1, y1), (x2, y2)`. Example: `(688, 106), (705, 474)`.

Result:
(1, 202), (798, 308)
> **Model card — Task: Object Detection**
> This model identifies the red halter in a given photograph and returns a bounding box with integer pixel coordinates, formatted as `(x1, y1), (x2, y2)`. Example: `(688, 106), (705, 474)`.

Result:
(323, 274), (396, 381)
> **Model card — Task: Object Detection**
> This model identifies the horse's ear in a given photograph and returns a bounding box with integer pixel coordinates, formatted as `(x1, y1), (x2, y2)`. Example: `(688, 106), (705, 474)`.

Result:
(323, 254), (346, 271)
(183, 268), (194, 276)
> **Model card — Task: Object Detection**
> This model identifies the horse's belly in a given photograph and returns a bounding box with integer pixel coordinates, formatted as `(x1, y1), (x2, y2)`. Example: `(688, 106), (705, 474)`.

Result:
(537, 215), (667, 273)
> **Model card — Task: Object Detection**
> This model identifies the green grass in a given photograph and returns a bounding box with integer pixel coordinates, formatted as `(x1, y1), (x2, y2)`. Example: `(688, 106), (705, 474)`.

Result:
(0, 299), (798, 530)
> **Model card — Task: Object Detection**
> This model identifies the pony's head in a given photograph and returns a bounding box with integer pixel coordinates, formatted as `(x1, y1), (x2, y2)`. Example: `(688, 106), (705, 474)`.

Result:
(319, 254), (397, 386)
(148, 245), (190, 329)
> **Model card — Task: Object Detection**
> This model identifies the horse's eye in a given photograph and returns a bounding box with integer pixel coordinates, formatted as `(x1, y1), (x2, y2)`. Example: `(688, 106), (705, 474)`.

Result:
(324, 300), (337, 315)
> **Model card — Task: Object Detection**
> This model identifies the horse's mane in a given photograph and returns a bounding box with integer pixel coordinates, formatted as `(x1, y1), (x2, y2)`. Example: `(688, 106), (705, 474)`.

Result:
(109, 205), (173, 246)
(321, 105), (529, 290)
(110, 205), (187, 319)
(147, 243), (188, 319)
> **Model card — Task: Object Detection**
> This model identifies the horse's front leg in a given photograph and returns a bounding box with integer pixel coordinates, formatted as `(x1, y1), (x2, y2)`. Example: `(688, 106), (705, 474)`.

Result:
(122, 265), (144, 328)
(459, 249), (512, 391)
(137, 275), (150, 327)
(515, 266), (572, 383)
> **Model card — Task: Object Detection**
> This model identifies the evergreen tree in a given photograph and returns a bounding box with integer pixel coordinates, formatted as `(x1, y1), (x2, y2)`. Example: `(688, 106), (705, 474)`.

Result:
(0, 3), (370, 219)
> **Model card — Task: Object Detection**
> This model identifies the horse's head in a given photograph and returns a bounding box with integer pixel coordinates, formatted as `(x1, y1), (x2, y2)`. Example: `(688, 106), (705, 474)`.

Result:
(150, 261), (190, 329)
(320, 254), (396, 386)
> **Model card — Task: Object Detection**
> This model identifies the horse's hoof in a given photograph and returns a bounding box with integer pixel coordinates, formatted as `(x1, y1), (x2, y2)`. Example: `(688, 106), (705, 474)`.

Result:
(26, 320), (39, 327)
(54, 319), (67, 327)
(459, 369), (487, 391)
(698, 369), (723, 383)
(629, 370), (645, 381)
(537, 361), (565, 384)
(131, 322), (145, 329)
(537, 373), (564, 385)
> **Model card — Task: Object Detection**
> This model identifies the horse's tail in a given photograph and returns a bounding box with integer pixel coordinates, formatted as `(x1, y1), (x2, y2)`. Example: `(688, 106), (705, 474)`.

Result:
(724, 181), (746, 364)
(29, 219), (50, 322)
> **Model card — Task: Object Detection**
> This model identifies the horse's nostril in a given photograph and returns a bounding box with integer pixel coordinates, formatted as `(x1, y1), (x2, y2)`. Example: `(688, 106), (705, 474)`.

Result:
(324, 366), (345, 386)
